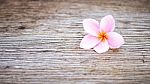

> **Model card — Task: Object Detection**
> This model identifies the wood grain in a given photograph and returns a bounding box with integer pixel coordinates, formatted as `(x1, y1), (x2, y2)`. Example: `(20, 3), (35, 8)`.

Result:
(0, 0), (150, 84)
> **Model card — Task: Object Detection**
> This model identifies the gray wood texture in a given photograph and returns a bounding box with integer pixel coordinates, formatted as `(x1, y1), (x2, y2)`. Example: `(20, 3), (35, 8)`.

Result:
(0, 0), (150, 84)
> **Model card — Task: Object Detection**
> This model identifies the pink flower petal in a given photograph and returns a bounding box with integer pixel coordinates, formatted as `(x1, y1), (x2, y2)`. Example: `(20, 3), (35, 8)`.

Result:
(94, 41), (109, 53)
(107, 32), (124, 48)
(100, 15), (115, 33)
(80, 34), (100, 49)
(83, 19), (100, 36)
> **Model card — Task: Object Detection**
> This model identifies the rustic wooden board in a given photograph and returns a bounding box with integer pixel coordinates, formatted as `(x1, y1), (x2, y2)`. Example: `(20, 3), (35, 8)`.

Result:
(0, 0), (150, 84)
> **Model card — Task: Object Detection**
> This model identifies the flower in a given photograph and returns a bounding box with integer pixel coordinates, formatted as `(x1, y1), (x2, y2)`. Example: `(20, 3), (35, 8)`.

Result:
(80, 15), (124, 53)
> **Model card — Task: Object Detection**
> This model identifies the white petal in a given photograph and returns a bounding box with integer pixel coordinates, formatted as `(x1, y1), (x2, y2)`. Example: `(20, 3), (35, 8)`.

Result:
(100, 15), (115, 32)
(80, 34), (100, 49)
(107, 32), (124, 48)
(83, 19), (100, 36)
(94, 41), (109, 53)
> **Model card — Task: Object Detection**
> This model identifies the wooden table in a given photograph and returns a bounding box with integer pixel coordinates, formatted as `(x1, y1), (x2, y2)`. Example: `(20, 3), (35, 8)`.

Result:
(0, 0), (150, 84)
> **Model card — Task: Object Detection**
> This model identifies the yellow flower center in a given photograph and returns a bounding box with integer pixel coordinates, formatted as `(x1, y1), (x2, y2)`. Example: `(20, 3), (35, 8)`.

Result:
(98, 32), (109, 42)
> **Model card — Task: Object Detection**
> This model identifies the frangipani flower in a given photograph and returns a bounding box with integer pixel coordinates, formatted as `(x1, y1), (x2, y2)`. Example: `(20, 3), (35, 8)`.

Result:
(80, 15), (124, 53)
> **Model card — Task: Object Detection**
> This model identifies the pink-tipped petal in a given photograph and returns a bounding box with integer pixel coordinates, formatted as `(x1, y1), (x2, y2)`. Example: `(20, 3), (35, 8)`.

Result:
(80, 34), (100, 49)
(94, 41), (109, 53)
(100, 15), (115, 33)
(107, 32), (124, 48)
(83, 19), (100, 36)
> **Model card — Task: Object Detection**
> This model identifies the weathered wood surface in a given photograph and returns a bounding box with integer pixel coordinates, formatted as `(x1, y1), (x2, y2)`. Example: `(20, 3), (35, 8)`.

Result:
(0, 0), (150, 84)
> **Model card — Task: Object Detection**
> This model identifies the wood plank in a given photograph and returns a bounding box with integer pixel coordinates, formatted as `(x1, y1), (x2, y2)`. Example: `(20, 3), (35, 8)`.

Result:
(0, 0), (150, 84)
